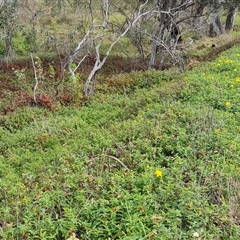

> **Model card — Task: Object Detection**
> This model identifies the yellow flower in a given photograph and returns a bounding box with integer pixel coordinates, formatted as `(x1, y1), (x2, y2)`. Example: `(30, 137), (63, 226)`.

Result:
(230, 84), (234, 88)
(234, 69), (237, 72)
(214, 129), (220, 134)
(155, 169), (163, 178)
(225, 101), (231, 107)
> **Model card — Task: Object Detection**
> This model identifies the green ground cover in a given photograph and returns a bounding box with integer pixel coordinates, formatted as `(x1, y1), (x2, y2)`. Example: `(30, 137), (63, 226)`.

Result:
(1, 46), (240, 239)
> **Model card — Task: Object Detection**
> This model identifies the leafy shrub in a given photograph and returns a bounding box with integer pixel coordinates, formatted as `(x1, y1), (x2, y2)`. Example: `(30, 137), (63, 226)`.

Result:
(1, 46), (240, 239)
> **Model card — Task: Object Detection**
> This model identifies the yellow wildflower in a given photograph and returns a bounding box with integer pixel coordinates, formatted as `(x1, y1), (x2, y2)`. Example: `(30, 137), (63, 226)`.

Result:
(225, 102), (231, 107)
(155, 169), (163, 178)
(214, 129), (220, 134)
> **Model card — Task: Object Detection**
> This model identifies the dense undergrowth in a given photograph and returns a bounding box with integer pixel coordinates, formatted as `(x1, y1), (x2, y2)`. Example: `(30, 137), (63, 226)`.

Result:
(1, 46), (240, 239)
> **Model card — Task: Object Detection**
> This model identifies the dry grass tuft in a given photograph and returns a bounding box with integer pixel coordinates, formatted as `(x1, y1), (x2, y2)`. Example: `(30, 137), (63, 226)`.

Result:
(228, 178), (240, 225)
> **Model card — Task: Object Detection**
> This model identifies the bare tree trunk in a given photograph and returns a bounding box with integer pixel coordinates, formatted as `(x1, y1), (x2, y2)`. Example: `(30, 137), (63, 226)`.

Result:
(191, 1), (208, 30)
(148, 0), (187, 70)
(5, 17), (14, 60)
(1, 0), (16, 60)
(225, 7), (238, 32)
(148, 17), (166, 69)
(148, 0), (174, 69)
(209, 0), (223, 37)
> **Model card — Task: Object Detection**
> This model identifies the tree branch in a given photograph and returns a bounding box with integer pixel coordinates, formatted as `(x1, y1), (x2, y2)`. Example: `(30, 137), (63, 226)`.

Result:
(102, 154), (130, 171)
(30, 52), (38, 104)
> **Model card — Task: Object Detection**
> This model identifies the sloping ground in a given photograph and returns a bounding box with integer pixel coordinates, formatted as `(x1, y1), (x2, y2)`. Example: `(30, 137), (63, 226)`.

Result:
(198, 36), (240, 61)
(1, 34), (240, 115)
(0, 55), (146, 114)
(0, 44), (240, 239)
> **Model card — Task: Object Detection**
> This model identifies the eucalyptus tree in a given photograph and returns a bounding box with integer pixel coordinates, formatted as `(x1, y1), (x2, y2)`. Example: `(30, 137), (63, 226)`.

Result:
(209, 0), (224, 36)
(148, 0), (194, 70)
(225, 6), (238, 31)
(37, 0), (240, 97)
(208, 0), (239, 35)
(189, 0), (239, 36)
(223, 0), (240, 31)
(0, 0), (18, 60)
(64, 0), (158, 96)
(63, 0), (210, 95)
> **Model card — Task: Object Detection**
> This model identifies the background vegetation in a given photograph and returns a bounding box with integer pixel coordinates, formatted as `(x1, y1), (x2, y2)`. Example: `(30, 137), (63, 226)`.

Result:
(1, 1), (240, 239)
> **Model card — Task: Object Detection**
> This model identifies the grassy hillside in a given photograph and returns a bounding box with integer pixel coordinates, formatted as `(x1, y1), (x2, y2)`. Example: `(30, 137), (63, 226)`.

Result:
(1, 45), (240, 239)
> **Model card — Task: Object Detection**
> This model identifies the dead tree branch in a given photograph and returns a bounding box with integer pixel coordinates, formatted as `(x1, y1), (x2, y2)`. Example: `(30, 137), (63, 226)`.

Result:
(30, 52), (38, 104)
(102, 154), (130, 171)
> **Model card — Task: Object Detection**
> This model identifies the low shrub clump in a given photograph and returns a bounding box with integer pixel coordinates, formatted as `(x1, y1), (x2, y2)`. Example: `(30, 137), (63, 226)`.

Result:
(0, 46), (240, 239)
